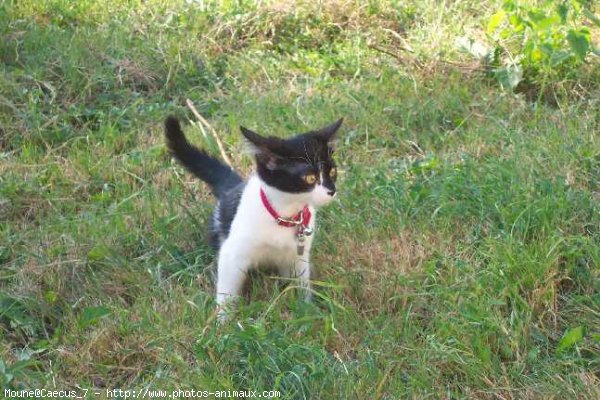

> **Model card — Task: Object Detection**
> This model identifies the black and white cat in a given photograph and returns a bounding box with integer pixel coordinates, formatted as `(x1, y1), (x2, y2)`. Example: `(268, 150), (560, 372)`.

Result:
(164, 116), (342, 318)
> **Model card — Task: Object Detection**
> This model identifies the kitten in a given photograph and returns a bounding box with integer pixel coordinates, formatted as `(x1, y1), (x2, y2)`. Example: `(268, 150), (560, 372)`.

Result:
(164, 116), (342, 318)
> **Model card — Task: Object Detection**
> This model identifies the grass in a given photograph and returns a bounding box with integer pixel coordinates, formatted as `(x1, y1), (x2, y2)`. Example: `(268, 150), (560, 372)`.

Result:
(1, 0), (599, 398)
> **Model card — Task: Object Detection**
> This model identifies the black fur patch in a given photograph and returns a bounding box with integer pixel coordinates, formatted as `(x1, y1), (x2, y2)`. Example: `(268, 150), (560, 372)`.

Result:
(209, 181), (245, 249)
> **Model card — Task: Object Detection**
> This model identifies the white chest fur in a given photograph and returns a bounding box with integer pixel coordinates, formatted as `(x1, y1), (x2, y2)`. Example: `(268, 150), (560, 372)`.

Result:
(215, 175), (316, 313)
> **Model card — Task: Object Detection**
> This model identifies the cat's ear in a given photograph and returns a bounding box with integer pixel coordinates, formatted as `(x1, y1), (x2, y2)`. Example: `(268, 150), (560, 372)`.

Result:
(240, 126), (283, 169)
(314, 118), (343, 142)
(240, 126), (267, 149)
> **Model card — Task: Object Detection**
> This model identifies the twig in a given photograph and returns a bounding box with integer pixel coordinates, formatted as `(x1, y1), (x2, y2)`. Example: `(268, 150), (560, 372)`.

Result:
(367, 43), (423, 69)
(185, 99), (233, 167)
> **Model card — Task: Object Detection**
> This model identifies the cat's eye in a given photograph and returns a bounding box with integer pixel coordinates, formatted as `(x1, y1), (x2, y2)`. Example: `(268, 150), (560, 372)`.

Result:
(304, 174), (317, 184)
(329, 167), (337, 178)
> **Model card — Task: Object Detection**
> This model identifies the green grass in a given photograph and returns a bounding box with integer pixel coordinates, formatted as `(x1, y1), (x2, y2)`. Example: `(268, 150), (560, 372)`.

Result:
(1, 0), (599, 398)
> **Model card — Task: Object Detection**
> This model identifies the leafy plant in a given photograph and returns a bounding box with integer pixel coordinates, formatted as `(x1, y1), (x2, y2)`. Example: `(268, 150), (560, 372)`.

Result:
(0, 353), (44, 389)
(77, 306), (111, 330)
(556, 326), (586, 354)
(486, 0), (599, 90)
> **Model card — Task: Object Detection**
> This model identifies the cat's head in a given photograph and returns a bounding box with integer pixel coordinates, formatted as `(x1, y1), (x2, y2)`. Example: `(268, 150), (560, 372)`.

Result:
(241, 119), (343, 207)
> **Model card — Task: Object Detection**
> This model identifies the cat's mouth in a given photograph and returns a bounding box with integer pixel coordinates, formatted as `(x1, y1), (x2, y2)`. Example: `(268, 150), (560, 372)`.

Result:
(309, 184), (337, 207)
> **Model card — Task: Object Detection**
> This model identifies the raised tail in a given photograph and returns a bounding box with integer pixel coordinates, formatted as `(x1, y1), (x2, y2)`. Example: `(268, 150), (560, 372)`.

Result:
(164, 116), (242, 196)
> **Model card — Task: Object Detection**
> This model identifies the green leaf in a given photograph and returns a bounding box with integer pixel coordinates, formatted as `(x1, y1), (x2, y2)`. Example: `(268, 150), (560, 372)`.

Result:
(567, 29), (590, 61)
(508, 14), (525, 32)
(502, 0), (516, 13)
(78, 306), (111, 329)
(556, 3), (568, 23)
(556, 326), (585, 353)
(488, 10), (506, 34)
(530, 47), (544, 62)
(534, 15), (561, 30)
(44, 290), (58, 304)
(494, 63), (523, 90)
(527, 9), (547, 24)
(87, 244), (110, 262)
(550, 50), (572, 66)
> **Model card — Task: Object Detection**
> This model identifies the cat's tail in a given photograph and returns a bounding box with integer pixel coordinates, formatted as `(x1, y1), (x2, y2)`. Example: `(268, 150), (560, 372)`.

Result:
(164, 116), (242, 196)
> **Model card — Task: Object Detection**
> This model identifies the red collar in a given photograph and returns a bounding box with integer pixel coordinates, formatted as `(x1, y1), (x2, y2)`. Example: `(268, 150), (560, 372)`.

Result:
(260, 188), (311, 228)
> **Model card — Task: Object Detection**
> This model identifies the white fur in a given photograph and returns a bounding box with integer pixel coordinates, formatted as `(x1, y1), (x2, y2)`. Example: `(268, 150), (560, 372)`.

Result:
(216, 174), (335, 319)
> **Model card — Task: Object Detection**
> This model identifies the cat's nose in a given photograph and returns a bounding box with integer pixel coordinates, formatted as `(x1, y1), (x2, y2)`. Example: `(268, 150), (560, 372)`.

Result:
(327, 190), (336, 197)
